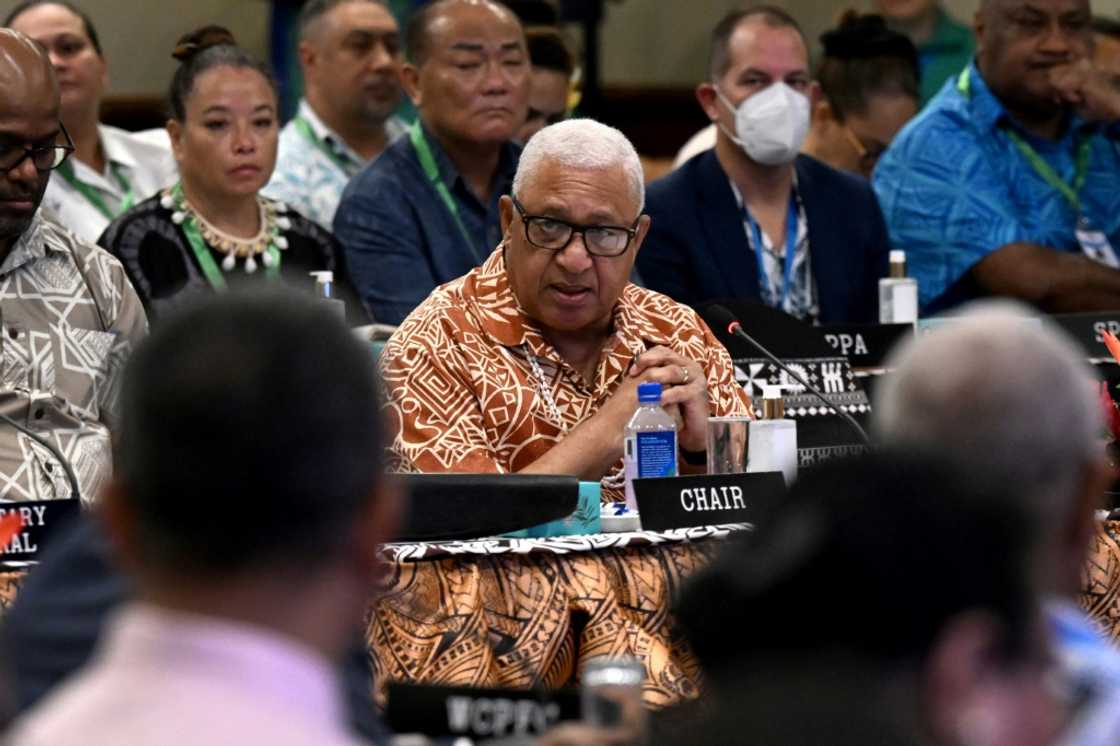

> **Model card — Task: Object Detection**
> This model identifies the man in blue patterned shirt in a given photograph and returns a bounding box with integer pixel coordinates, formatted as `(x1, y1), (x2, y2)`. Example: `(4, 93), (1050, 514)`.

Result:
(264, 0), (407, 229)
(874, 0), (1120, 314)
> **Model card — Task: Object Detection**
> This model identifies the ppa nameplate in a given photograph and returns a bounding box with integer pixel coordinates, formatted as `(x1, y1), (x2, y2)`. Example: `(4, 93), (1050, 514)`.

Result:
(386, 682), (578, 738)
(0, 498), (79, 562)
(633, 472), (785, 532)
(819, 322), (914, 368)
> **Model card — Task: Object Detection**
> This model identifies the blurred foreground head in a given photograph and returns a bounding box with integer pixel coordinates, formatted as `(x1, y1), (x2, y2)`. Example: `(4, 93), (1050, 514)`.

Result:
(677, 451), (1058, 746)
(875, 300), (1108, 596)
(105, 289), (396, 589)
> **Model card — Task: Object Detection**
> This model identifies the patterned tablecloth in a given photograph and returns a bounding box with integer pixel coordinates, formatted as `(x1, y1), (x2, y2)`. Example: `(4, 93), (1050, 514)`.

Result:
(366, 525), (746, 709)
(1083, 520), (1120, 638)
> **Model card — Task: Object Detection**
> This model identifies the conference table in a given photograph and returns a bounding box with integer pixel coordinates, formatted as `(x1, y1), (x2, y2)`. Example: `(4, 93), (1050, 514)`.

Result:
(4, 519), (1120, 711)
(365, 523), (742, 709)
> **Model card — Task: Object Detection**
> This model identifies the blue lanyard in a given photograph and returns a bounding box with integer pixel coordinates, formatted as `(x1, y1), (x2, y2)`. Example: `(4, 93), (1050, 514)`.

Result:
(742, 196), (799, 309)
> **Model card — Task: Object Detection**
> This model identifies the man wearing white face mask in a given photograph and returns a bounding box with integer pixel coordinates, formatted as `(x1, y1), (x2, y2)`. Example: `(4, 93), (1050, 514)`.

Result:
(638, 6), (891, 324)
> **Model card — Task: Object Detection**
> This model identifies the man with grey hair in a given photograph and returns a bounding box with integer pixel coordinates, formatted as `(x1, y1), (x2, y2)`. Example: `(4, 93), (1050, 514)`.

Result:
(380, 118), (751, 500)
(264, 0), (405, 229)
(874, 300), (1120, 745)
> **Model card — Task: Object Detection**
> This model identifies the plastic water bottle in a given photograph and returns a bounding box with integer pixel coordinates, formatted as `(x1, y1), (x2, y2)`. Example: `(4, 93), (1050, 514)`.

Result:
(623, 382), (678, 512)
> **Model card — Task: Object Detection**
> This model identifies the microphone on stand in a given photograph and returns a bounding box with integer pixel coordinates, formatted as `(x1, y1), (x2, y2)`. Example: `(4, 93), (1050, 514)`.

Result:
(0, 411), (81, 501)
(706, 304), (871, 447)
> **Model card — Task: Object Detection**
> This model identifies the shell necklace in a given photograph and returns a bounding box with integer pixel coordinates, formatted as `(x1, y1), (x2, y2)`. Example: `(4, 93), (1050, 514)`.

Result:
(161, 183), (289, 287)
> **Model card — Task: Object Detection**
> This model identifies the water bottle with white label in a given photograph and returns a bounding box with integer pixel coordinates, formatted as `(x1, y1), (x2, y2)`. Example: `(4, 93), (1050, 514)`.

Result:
(622, 382), (678, 512)
(878, 250), (918, 324)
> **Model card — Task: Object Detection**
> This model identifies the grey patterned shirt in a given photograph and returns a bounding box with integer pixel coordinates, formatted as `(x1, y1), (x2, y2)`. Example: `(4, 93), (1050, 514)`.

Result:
(0, 211), (147, 502)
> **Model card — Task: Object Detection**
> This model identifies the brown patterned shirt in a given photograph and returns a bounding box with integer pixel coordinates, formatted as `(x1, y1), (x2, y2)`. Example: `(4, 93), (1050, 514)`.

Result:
(382, 248), (751, 501)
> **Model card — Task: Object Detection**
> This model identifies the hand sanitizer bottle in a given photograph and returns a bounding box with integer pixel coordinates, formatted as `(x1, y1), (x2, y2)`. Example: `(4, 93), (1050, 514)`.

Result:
(878, 250), (918, 324)
(310, 271), (346, 320)
(747, 385), (797, 485)
(623, 382), (678, 513)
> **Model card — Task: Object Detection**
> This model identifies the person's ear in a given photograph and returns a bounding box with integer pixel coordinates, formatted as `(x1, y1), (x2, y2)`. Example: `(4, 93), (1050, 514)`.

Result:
(922, 611), (1006, 746)
(812, 98), (839, 128)
(499, 194), (514, 237)
(96, 478), (141, 574)
(696, 81), (721, 122)
(401, 63), (422, 107)
(808, 80), (822, 111)
(631, 214), (652, 258)
(348, 477), (404, 586)
(166, 119), (184, 163)
(298, 40), (317, 79)
(1060, 456), (1113, 592)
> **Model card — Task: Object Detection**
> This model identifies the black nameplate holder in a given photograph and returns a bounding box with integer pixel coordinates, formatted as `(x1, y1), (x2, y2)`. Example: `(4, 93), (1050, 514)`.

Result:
(386, 682), (579, 739)
(633, 472), (785, 532)
(0, 498), (79, 563)
(818, 322), (914, 369)
(1052, 311), (1120, 359)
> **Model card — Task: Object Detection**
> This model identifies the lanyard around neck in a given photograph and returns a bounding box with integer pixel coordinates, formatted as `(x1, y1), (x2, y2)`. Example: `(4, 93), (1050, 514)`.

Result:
(957, 66), (1091, 212)
(742, 196), (799, 309)
(172, 183), (281, 291)
(408, 122), (484, 262)
(57, 159), (134, 220)
(292, 116), (357, 174)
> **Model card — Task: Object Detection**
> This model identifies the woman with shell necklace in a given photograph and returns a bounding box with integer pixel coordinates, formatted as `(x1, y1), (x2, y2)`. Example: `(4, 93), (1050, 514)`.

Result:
(98, 26), (366, 324)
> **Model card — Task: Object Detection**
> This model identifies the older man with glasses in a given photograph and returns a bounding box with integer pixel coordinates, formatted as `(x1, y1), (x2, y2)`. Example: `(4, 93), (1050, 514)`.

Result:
(380, 119), (751, 500)
(0, 29), (145, 503)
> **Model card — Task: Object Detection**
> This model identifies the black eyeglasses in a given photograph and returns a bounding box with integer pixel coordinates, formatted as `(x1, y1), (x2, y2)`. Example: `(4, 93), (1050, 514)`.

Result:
(0, 122), (75, 173)
(512, 195), (639, 257)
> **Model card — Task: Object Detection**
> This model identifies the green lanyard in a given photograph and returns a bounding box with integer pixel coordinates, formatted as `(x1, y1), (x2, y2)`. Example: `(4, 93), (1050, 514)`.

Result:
(408, 122), (483, 262)
(957, 67), (1091, 212)
(57, 159), (135, 220)
(171, 183), (281, 291)
(292, 116), (358, 175)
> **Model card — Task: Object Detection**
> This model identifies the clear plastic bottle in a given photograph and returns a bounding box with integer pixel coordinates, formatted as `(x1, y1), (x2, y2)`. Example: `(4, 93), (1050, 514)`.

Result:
(622, 382), (678, 512)
(310, 271), (346, 319)
(878, 250), (919, 324)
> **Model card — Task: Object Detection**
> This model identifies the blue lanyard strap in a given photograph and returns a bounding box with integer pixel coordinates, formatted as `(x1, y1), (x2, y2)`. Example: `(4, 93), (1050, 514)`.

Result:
(742, 196), (800, 309)
(408, 122), (484, 263)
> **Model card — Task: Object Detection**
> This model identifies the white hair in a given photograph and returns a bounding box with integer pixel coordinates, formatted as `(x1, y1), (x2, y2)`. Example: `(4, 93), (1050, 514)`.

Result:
(874, 300), (1103, 527)
(512, 118), (645, 213)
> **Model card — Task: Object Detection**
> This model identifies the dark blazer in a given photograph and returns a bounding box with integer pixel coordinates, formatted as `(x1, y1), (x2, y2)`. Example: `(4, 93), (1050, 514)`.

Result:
(637, 151), (891, 324)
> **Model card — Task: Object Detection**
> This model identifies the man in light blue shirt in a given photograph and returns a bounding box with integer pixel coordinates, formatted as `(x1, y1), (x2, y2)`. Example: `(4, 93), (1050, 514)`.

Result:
(264, 0), (408, 229)
(874, 0), (1120, 314)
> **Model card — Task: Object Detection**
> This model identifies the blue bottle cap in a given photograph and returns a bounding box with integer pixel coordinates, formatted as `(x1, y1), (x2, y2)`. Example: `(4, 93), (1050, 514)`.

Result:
(637, 381), (662, 403)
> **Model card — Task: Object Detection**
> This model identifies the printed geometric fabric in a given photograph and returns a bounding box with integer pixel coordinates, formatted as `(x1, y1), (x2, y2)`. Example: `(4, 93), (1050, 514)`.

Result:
(381, 248), (752, 501)
(0, 214), (147, 502)
(263, 99), (407, 230)
(874, 62), (1120, 312)
(367, 537), (723, 710)
(1082, 520), (1120, 643)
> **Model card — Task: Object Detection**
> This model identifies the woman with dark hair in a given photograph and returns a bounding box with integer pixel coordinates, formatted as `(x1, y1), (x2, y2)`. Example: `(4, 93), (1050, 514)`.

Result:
(5, 1), (178, 242)
(98, 27), (365, 323)
(802, 12), (921, 179)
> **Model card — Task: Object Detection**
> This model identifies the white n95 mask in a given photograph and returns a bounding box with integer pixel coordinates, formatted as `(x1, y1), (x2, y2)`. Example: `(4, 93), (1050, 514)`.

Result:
(716, 82), (810, 166)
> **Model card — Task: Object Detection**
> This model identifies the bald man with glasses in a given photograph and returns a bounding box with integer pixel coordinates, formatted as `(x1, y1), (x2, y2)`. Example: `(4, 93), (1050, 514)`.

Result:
(0, 29), (145, 503)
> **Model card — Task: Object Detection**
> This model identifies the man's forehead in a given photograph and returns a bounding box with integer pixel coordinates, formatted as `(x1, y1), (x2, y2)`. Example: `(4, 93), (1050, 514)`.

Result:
(427, 3), (521, 49)
(725, 20), (808, 74)
(324, 0), (398, 36)
(522, 160), (638, 218)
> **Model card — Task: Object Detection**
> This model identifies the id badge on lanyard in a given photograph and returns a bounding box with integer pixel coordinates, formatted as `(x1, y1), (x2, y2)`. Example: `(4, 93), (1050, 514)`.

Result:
(1076, 215), (1119, 268)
